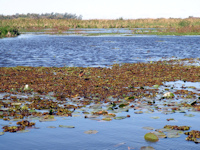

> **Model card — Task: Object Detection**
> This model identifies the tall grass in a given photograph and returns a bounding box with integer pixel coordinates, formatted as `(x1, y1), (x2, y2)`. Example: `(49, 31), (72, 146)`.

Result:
(0, 18), (199, 34)
(0, 18), (200, 29)
(0, 26), (20, 38)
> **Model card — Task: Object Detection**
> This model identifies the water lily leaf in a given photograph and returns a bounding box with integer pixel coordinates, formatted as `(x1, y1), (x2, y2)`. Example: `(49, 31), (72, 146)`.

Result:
(59, 125), (75, 128)
(141, 146), (155, 150)
(17, 130), (30, 133)
(102, 117), (112, 121)
(114, 116), (127, 120)
(39, 118), (56, 122)
(167, 133), (180, 138)
(119, 103), (128, 108)
(0, 132), (4, 136)
(150, 116), (160, 119)
(134, 111), (143, 114)
(142, 127), (154, 130)
(167, 118), (175, 121)
(84, 130), (98, 134)
(144, 133), (159, 142)
(184, 114), (195, 117)
(152, 131), (167, 138)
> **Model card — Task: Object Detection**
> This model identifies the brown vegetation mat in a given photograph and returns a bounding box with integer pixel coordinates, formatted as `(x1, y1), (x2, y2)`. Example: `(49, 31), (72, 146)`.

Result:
(0, 59), (200, 100)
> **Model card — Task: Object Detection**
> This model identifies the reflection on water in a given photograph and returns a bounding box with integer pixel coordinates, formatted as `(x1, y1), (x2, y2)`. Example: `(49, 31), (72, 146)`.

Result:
(0, 34), (200, 67)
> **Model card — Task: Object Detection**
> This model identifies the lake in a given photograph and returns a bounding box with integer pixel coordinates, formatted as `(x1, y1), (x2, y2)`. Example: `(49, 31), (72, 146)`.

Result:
(0, 32), (200, 150)
(0, 33), (200, 67)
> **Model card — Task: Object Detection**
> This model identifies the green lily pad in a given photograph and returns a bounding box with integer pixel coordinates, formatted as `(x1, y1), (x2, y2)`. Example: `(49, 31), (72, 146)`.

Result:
(0, 132), (4, 136)
(59, 125), (75, 128)
(167, 133), (180, 138)
(102, 117), (112, 121)
(134, 111), (143, 114)
(142, 127), (154, 130)
(17, 130), (30, 133)
(184, 114), (195, 117)
(39, 118), (56, 122)
(150, 116), (160, 119)
(152, 131), (167, 138)
(144, 133), (159, 142)
(114, 116), (127, 120)
(141, 146), (155, 150)
(84, 130), (98, 134)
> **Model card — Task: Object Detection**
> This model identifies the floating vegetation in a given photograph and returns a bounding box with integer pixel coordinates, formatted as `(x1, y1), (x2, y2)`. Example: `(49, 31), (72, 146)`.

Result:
(185, 130), (200, 143)
(0, 58), (199, 147)
(144, 133), (159, 142)
(164, 125), (190, 131)
(84, 130), (98, 134)
(59, 125), (75, 128)
(2, 120), (35, 133)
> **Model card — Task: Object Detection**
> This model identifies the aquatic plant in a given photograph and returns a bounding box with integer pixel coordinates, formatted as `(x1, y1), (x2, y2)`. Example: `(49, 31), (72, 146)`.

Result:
(0, 26), (20, 38)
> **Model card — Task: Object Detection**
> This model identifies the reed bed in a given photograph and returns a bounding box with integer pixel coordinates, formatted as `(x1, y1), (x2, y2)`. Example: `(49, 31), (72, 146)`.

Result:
(1, 18), (200, 30)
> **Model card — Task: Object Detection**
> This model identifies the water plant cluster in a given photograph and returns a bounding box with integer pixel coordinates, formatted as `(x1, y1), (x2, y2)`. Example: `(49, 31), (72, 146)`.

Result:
(0, 59), (200, 146)
(0, 26), (20, 38)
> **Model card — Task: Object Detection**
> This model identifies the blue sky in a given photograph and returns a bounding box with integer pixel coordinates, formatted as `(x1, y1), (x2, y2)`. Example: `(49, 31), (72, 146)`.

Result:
(0, 0), (199, 19)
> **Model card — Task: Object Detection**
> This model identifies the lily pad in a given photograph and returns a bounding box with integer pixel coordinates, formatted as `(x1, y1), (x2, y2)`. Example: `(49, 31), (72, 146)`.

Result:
(59, 125), (75, 128)
(152, 131), (167, 138)
(0, 132), (4, 136)
(102, 117), (112, 121)
(144, 133), (159, 142)
(141, 146), (155, 150)
(114, 116), (127, 120)
(150, 116), (160, 119)
(84, 130), (98, 134)
(167, 133), (180, 138)
(134, 111), (143, 114)
(39, 118), (56, 122)
(184, 114), (195, 117)
(142, 127), (154, 130)
(17, 130), (30, 133)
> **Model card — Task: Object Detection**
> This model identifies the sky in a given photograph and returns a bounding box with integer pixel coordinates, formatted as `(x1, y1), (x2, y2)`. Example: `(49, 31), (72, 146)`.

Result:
(0, 0), (200, 19)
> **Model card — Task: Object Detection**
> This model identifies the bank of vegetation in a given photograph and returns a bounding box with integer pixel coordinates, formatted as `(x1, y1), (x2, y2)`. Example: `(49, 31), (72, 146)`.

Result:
(0, 26), (20, 38)
(0, 14), (200, 35)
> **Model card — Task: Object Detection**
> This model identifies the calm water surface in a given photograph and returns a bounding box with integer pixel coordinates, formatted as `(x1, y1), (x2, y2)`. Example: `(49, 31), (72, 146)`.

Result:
(0, 33), (200, 150)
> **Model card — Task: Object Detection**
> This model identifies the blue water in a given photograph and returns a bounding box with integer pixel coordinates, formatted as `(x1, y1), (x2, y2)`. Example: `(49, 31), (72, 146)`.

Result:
(0, 34), (200, 67)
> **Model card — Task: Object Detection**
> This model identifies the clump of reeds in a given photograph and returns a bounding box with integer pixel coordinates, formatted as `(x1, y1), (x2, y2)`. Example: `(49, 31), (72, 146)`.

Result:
(0, 26), (20, 38)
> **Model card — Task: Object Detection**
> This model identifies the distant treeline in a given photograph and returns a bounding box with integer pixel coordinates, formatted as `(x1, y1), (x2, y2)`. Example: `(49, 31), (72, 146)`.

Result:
(0, 13), (82, 20)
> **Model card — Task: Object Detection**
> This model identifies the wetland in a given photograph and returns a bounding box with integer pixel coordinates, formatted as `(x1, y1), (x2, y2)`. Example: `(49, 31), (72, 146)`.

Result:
(0, 31), (200, 150)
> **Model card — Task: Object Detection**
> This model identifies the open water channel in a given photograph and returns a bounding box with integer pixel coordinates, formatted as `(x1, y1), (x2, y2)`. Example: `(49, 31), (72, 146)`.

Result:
(0, 30), (200, 150)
